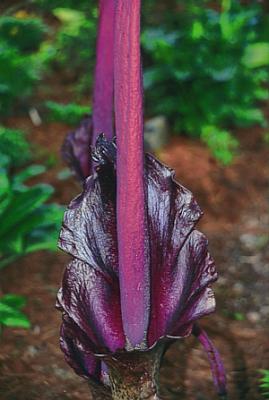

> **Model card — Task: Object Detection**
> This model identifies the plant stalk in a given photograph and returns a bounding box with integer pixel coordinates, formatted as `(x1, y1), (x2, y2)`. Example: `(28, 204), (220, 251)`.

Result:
(105, 343), (165, 400)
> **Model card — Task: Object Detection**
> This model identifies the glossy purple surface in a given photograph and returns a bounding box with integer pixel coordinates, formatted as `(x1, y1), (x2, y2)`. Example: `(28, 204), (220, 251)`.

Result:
(58, 139), (217, 354)
(59, 312), (101, 380)
(145, 156), (214, 345)
(114, 0), (150, 348)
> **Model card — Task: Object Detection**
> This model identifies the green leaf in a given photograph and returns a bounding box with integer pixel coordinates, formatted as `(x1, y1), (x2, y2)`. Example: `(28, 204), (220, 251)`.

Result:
(0, 184), (54, 236)
(0, 204), (64, 262)
(1, 315), (30, 328)
(0, 127), (31, 167)
(45, 101), (90, 126)
(0, 294), (26, 309)
(12, 165), (46, 187)
(52, 8), (85, 36)
(0, 299), (30, 328)
(201, 125), (238, 165)
(242, 43), (269, 69)
(0, 169), (10, 215)
(25, 226), (62, 254)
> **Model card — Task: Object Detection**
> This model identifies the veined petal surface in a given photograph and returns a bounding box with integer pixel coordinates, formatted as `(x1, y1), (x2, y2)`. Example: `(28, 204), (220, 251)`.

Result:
(58, 141), (217, 353)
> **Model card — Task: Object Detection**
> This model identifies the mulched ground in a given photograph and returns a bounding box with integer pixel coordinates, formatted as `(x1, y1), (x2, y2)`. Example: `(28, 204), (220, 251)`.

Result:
(0, 116), (269, 399)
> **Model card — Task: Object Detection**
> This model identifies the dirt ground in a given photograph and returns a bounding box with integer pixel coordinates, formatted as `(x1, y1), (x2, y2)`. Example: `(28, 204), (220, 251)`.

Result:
(0, 116), (269, 399)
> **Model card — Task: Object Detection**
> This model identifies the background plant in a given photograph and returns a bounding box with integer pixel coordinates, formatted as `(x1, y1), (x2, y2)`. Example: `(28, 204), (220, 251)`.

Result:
(0, 126), (32, 169)
(51, 7), (97, 95)
(259, 370), (269, 399)
(0, 294), (30, 332)
(0, 12), (53, 117)
(141, 0), (269, 163)
(45, 101), (90, 125)
(0, 127), (64, 269)
(1, 0), (269, 164)
(0, 128), (64, 331)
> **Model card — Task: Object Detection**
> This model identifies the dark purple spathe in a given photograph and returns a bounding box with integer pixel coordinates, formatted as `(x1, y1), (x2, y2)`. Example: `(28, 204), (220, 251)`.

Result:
(57, 138), (217, 352)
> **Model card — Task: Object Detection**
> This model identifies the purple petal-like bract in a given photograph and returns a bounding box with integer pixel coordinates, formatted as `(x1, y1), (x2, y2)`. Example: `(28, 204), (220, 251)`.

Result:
(57, 139), (218, 370)
(59, 312), (101, 381)
(61, 116), (92, 182)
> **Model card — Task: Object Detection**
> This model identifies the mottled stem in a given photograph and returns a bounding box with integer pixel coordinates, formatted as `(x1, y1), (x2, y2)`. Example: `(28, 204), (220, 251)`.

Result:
(88, 380), (112, 400)
(106, 344), (165, 400)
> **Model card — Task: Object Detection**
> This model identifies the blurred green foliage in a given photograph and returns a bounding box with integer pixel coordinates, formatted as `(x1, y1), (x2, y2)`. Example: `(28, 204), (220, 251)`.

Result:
(142, 0), (269, 163)
(0, 128), (64, 270)
(0, 13), (54, 116)
(0, 15), (48, 52)
(201, 126), (238, 165)
(45, 101), (90, 125)
(51, 7), (97, 95)
(0, 126), (32, 168)
(32, 0), (92, 13)
(259, 370), (269, 399)
(1, 0), (269, 164)
(0, 294), (30, 330)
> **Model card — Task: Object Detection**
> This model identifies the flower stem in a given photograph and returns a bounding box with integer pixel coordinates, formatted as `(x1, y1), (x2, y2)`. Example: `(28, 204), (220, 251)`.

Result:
(105, 344), (165, 400)
(88, 381), (112, 400)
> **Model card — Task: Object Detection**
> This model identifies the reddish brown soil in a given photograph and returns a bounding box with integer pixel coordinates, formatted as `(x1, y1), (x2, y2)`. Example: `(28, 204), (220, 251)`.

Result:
(0, 116), (269, 399)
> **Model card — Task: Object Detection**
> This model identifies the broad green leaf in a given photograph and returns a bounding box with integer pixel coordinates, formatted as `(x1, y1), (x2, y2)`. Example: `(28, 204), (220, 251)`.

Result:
(12, 164), (46, 187)
(0, 184), (54, 236)
(0, 294), (26, 309)
(0, 315), (30, 328)
(4, 235), (24, 255)
(0, 204), (63, 251)
(242, 43), (269, 69)
(0, 297), (30, 328)
(25, 228), (61, 254)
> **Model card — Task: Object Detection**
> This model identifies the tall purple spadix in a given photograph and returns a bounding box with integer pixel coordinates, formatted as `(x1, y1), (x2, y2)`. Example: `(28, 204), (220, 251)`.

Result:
(62, 0), (115, 180)
(114, 0), (150, 348)
(93, 0), (115, 143)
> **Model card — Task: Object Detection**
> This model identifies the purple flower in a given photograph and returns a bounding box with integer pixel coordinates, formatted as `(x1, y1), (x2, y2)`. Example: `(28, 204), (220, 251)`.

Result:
(57, 0), (227, 397)
(57, 136), (226, 395)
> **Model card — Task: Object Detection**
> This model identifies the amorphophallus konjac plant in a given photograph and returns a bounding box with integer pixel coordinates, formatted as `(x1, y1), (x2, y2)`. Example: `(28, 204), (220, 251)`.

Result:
(57, 1), (227, 399)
